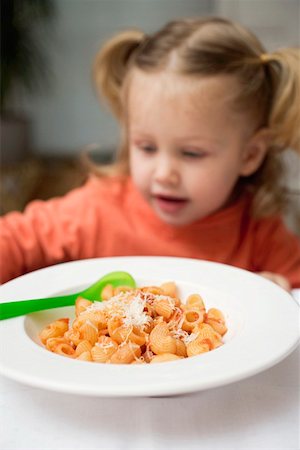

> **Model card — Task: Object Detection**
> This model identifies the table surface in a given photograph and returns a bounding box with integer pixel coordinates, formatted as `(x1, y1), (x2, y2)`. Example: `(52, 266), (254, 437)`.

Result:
(1, 291), (299, 450)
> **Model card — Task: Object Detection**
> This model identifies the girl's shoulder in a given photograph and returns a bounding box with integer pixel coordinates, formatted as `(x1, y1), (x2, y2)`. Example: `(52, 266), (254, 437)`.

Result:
(228, 193), (299, 241)
(239, 193), (299, 247)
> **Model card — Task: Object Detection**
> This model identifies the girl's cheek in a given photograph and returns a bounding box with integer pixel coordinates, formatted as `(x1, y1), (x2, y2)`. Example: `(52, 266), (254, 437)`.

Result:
(129, 153), (140, 174)
(130, 157), (149, 185)
(131, 152), (153, 175)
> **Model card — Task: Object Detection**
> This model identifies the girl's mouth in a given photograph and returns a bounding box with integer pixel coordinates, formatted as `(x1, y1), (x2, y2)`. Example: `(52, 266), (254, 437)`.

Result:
(152, 194), (189, 213)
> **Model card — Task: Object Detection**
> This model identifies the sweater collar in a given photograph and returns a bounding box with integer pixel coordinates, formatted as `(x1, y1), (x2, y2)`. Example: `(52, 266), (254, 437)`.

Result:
(125, 178), (250, 237)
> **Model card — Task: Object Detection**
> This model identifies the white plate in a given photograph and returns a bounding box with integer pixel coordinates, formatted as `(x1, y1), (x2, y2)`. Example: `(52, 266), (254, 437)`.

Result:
(0, 256), (299, 397)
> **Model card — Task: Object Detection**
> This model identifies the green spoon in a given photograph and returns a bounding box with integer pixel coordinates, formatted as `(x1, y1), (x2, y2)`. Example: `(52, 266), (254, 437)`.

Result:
(0, 271), (136, 321)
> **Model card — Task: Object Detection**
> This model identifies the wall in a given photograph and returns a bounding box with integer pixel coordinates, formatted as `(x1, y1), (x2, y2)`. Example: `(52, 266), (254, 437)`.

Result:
(215, 0), (299, 49)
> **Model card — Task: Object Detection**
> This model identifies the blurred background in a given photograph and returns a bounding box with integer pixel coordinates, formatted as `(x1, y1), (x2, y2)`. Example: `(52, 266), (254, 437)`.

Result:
(1, 0), (299, 233)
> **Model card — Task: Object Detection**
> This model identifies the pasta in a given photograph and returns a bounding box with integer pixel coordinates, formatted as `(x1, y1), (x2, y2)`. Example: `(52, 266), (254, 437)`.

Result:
(39, 282), (227, 364)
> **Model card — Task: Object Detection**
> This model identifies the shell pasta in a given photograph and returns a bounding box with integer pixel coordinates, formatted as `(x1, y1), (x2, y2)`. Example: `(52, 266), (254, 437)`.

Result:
(39, 283), (227, 364)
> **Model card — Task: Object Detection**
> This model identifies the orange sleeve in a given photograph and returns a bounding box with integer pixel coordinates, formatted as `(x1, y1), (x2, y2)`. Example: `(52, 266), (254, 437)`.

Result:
(0, 178), (102, 284)
(252, 216), (300, 288)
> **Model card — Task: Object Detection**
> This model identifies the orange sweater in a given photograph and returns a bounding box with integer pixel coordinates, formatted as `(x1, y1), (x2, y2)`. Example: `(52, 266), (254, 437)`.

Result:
(1, 176), (300, 287)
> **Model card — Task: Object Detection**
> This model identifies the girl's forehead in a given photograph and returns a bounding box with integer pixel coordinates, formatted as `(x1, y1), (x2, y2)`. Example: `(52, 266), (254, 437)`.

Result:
(127, 69), (238, 107)
(126, 70), (243, 125)
(126, 69), (246, 133)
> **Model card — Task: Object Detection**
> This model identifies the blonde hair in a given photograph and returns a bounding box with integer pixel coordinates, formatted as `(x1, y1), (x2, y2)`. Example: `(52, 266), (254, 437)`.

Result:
(91, 17), (300, 217)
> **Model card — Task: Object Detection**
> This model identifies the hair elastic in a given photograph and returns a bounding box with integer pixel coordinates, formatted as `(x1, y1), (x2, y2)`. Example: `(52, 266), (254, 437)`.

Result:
(260, 53), (271, 63)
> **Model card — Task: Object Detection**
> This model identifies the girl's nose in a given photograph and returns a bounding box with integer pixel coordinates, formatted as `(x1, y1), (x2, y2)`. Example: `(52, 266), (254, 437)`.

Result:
(153, 158), (180, 185)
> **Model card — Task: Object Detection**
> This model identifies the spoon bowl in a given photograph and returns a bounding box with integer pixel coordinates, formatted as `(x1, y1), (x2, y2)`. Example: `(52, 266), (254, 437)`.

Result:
(0, 271), (136, 320)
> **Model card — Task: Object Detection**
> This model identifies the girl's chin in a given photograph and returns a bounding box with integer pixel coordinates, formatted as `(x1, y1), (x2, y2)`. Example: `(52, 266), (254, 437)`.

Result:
(152, 205), (196, 227)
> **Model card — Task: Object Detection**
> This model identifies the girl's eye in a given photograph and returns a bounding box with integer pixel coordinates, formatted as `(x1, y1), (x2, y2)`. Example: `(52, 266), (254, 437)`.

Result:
(138, 144), (157, 154)
(182, 149), (205, 158)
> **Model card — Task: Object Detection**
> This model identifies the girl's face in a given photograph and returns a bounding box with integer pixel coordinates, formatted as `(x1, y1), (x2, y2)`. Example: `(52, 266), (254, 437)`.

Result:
(127, 70), (255, 226)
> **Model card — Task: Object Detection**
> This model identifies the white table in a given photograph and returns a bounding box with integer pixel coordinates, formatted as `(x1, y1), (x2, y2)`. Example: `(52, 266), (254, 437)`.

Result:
(1, 291), (299, 450)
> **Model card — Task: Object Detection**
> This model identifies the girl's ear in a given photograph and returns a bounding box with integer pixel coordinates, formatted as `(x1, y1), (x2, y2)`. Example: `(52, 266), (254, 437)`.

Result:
(239, 128), (271, 176)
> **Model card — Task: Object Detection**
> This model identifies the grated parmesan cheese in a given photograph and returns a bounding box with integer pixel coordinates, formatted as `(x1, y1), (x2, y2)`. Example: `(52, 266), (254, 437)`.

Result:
(170, 328), (189, 340)
(183, 332), (200, 345)
(155, 295), (176, 306)
(95, 341), (114, 349)
(170, 328), (200, 345)
(122, 296), (150, 328)
(85, 291), (151, 329)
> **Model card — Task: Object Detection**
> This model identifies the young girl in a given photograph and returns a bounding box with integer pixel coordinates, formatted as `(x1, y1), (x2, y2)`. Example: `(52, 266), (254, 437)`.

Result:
(1, 17), (300, 289)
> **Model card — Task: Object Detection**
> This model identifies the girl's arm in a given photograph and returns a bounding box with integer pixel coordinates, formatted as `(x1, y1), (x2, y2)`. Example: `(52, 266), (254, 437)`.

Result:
(0, 178), (101, 284)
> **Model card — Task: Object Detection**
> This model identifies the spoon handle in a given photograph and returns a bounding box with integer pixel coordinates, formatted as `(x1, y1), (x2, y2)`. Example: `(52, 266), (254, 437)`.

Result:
(0, 293), (79, 320)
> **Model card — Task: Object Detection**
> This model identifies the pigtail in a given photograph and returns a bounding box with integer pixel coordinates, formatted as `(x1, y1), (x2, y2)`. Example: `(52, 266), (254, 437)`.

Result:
(264, 48), (300, 153)
(93, 29), (145, 119)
